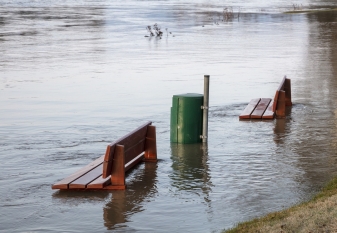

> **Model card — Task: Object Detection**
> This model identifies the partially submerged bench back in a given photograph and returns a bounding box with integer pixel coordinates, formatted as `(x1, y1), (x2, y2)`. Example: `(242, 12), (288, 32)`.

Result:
(102, 121), (152, 178)
(272, 76), (292, 112)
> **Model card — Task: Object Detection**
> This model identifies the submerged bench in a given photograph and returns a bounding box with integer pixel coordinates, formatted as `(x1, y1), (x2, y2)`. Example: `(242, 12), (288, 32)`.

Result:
(52, 121), (157, 190)
(239, 76), (292, 119)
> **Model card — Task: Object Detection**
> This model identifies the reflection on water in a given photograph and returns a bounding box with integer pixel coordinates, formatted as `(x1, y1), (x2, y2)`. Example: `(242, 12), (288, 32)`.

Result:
(103, 163), (158, 230)
(52, 190), (110, 203)
(51, 162), (158, 231)
(170, 143), (211, 192)
(273, 106), (292, 144)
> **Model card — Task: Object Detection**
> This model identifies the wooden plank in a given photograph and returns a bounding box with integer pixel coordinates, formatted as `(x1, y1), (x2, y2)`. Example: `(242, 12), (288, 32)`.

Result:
(124, 139), (145, 164)
(86, 175), (111, 189)
(239, 98), (261, 119)
(262, 100), (275, 119)
(102, 144), (115, 178)
(102, 122), (151, 178)
(125, 153), (144, 172)
(52, 155), (104, 190)
(284, 78), (292, 106)
(144, 125), (157, 162)
(251, 98), (271, 119)
(106, 122), (151, 154)
(273, 77), (287, 112)
(68, 164), (104, 189)
(110, 145), (126, 188)
(272, 90), (279, 112)
(276, 90), (286, 118)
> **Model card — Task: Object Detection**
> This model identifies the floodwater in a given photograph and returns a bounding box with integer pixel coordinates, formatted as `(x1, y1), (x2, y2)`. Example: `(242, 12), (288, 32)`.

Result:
(1, 0), (337, 232)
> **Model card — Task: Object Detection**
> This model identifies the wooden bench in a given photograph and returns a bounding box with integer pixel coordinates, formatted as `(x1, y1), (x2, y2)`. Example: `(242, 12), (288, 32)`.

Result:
(52, 121), (157, 190)
(239, 76), (292, 119)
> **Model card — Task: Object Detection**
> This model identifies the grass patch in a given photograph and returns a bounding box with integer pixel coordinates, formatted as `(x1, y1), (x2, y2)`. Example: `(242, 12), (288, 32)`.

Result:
(224, 176), (337, 233)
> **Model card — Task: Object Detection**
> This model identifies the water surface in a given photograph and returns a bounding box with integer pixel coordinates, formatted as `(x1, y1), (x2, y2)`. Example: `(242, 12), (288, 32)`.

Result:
(1, 0), (337, 232)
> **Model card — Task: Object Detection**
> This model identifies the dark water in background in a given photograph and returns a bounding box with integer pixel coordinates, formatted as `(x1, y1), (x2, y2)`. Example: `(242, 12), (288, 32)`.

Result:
(1, 0), (337, 232)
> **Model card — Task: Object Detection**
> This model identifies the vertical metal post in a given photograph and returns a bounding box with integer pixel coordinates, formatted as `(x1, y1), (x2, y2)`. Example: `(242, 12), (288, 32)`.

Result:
(202, 75), (210, 143)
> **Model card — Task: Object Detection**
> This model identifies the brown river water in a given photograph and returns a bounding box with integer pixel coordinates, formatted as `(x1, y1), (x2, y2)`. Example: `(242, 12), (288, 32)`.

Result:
(1, 0), (337, 232)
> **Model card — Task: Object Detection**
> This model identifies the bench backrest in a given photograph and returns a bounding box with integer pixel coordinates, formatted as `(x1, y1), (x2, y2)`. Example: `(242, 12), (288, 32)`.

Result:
(272, 76), (287, 112)
(273, 76), (292, 112)
(102, 121), (153, 178)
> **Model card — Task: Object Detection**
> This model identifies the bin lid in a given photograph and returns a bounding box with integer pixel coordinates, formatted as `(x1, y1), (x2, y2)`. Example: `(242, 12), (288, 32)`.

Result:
(173, 93), (203, 98)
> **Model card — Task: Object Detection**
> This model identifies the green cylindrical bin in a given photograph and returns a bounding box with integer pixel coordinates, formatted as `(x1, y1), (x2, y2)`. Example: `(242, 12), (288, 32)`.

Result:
(170, 93), (203, 144)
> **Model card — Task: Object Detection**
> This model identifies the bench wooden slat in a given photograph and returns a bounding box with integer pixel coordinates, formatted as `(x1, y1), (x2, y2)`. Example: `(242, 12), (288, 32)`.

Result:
(284, 78), (292, 106)
(52, 155), (104, 189)
(124, 139), (145, 164)
(275, 90), (286, 118)
(239, 98), (261, 119)
(86, 175), (111, 189)
(102, 122), (151, 178)
(272, 90), (279, 112)
(107, 122), (151, 152)
(110, 145), (125, 187)
(273, 76), (287, 112)
(144, 125), (157, 162)
(262, 100), (275, 119)
(251, 98), (271, 119)
(69, 164), (104, 189)
(125, 153), (144, 172)
(102, 144), (115, 179)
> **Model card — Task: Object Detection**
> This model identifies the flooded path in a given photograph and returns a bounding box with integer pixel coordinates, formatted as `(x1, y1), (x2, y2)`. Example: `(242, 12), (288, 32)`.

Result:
(1, 0), (337, 232)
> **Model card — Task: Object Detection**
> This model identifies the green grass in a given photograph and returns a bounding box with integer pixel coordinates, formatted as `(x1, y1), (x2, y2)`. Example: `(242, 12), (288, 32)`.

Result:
(224, 176), (337, 233)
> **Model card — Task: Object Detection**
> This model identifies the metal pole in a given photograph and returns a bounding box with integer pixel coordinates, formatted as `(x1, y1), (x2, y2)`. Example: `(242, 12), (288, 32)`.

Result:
(202, 75), (209, 143)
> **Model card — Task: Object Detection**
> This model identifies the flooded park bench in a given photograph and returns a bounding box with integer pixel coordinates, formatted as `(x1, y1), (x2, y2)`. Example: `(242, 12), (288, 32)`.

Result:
(239, 76), (292, 119)
(52, 121), (157, 190)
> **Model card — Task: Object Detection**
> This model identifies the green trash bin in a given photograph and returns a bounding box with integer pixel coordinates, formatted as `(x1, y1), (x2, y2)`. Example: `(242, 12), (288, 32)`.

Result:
(170, 93), (203, 144)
